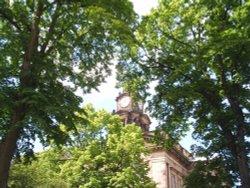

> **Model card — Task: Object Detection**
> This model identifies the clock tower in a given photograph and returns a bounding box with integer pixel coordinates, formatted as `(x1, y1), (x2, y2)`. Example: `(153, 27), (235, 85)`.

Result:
(114, 92), (193, 188)
(115, 92), (150, 132)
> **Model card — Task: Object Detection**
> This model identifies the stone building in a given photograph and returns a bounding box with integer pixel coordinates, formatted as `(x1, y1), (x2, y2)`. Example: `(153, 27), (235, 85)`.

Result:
(115, 92), (193, 188)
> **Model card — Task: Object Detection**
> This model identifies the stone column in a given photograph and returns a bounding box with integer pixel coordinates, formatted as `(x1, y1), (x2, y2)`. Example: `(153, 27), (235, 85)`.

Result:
(150, 156), (168, 188)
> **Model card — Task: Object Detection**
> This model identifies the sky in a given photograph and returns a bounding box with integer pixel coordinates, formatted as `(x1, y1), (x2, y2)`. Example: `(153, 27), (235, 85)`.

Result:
(131, 0), (159, 15)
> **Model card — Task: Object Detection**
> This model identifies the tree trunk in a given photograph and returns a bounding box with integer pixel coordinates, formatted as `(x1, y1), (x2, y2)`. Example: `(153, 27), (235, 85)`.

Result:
(0, 2), (43, 186)
(0, 105), (24, 188)
(0, 129), (21, 188)
(216, 54), (250, 187)
(236, 140), (250, 188)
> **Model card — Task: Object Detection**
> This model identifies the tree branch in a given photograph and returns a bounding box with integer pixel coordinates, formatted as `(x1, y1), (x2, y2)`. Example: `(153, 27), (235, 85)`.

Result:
(0, 8), (21, 31)
(217, 55), (246, 140)
(40, 0), (62, 54)
(197, 87), (238, 158)
(24, 1), (44, 68)
(159, 28), (194, 49)
(21, 0), (44, 88)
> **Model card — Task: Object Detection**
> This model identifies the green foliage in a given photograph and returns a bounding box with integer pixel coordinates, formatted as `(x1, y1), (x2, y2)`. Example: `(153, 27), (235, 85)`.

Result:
(0, 0), (137, 174)
(9, 150), (70, 188)
(185, 158), (234, 188)
(117, 0), (250, 186)
(9, 105), (155, 188)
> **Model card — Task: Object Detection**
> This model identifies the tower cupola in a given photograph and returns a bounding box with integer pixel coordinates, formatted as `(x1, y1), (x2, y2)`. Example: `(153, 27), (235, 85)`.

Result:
(115, 92), (150, 132)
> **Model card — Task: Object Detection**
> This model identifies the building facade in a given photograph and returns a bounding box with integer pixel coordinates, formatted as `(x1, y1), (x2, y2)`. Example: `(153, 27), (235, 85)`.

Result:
(115, 92), (193, 188)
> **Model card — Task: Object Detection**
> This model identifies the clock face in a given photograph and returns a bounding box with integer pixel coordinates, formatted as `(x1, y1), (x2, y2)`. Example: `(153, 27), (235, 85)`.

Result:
(119, 96), (131, 108)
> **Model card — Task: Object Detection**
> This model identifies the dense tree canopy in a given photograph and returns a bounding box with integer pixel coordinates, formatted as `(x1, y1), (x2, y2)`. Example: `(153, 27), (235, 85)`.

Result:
(117, 0), (250, 187)
(9, 105), (155, 188)
(185, 158), (234, 188)
(9, 150), (68, 188)
(0, 0), (137, 186)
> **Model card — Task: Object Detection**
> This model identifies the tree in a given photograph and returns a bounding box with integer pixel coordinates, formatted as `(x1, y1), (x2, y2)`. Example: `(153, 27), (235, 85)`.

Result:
(9, 150), (69, 188)
(60, 105), (155, 188)
(9, 105), (155, 188)
(0, 0), (136, 186)
(185, 158), (234, 188)
(117, 0), (250, 187)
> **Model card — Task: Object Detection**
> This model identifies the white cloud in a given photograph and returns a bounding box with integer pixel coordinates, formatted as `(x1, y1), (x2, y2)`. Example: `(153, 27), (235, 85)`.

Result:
(131, 0), (159, 15)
